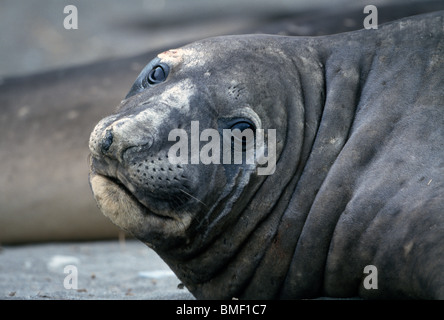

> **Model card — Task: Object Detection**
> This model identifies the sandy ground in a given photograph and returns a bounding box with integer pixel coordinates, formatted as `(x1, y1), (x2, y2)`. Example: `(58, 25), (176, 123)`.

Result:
(0, 239), (194, 300)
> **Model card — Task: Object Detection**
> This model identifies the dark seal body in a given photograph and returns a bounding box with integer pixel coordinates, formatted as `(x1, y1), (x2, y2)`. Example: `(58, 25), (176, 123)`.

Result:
(89, 11), (444, 299)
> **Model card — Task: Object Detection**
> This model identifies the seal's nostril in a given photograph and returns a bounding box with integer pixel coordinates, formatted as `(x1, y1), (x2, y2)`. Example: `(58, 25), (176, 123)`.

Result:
(101, 129), (114, 154)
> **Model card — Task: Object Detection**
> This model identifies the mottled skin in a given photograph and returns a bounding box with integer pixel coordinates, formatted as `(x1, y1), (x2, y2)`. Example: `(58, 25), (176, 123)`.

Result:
(89, 12), (444, 299)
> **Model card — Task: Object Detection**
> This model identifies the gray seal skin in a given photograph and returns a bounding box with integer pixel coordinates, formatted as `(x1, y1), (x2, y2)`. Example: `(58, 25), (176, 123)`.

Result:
(89, 11), (444, 299)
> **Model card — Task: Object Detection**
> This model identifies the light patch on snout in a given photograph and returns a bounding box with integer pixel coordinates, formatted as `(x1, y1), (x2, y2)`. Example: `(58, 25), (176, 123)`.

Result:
(155, 78), (195, 113)
(89, 79), (195, 159)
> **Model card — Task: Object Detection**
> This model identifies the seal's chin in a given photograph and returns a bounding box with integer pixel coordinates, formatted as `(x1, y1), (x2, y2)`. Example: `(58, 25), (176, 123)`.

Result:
(89, 170), (193, 246)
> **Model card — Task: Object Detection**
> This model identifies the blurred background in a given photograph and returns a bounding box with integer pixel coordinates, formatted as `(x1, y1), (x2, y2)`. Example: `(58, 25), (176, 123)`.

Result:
(0, 0), (345, 78)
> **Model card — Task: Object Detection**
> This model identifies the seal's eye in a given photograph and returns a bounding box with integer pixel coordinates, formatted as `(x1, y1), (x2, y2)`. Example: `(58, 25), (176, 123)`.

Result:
(147, 65), (168, 85)
(230, 121), (255, 132)
(140, 63), (170, 89)
(230, 120), (256, 152)
(126, 60), (170, 98)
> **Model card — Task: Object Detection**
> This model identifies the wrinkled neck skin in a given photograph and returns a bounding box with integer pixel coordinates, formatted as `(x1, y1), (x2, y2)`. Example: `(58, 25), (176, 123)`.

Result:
(149, 32), (372, 299)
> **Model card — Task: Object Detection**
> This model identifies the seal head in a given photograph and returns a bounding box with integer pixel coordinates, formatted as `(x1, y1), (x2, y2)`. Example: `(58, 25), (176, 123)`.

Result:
(88, 36), (305, 259)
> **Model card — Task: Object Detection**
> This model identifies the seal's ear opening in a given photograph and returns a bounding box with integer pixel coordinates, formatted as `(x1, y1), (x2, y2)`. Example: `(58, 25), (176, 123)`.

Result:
(125, 58), (170, 99)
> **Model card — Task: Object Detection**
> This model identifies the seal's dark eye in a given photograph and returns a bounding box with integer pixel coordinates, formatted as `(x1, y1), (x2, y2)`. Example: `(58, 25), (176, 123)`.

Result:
(142, 63), (169, 88)
(126, 59), (169, 98)
(230, 120), (256, 152)
(147, 65), (168, 85)
(230, 121), (255, 132)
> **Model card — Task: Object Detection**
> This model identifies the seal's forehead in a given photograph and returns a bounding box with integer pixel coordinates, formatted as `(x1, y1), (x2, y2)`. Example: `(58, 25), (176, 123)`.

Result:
(158, 49), (183, 64)
(158, 47), (209, 69)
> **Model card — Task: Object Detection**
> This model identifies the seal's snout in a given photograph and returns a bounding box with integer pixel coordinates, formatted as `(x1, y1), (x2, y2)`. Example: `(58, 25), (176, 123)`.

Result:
(90, 115), (155, 164)
(100, 129), (114, 154)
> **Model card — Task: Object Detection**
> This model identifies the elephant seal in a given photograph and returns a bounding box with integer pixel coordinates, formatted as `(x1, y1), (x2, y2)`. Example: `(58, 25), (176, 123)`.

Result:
(2, 2), (443, 245)
(89, 11), (444, 299)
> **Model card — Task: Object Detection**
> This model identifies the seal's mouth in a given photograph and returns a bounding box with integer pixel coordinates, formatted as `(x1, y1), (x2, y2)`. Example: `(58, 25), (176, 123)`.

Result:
(89, 166), (170, 220)
(89, 153), (193, 218)
(96, 172), (169, 220)
(89, 159), (195, 248)
(88, 154), (191, 235)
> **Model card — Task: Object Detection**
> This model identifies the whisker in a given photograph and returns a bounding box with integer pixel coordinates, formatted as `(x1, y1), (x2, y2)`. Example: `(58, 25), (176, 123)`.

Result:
(179, 189), (208, 208)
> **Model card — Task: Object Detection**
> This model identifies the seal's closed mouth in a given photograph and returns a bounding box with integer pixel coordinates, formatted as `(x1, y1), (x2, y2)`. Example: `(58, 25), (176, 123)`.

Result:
(89, 168), (195, 248)
(89, 165), (173, 221)
(104, 175), (138, 203)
